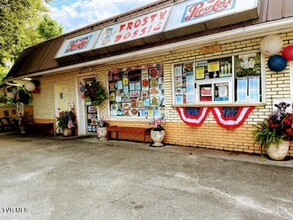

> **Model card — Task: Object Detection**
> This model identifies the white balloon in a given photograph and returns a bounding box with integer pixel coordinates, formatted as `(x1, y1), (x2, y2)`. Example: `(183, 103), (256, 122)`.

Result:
(24, 81), (36, 91)
(260, 35), (283, 56)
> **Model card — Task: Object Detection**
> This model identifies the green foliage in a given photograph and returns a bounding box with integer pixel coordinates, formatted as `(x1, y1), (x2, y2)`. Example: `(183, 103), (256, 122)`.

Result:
(253, 119), (284, 150)
(0, 0), (44, 66)
(56, 111), (76, 130)
(0, 94), (7, 104)
(82, 79), (108, 106)
(253, 111), (293, 155)
(0, 65), (9, 83)
(38, 14), (63, 40)
(0, 0), (63, 83)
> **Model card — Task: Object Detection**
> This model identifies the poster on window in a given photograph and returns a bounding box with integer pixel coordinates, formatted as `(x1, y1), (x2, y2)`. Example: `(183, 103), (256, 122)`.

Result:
(195, 67), (205, 80)
(142, 75), (149, 91)
(176, 94), (183, 104)
(216, 83), (229, 101)
(236, 78), (248, 102)
(208, 61), (220, 72)
(108, 63), (164, 118)
(174, 65), (183, 76)
(175, 76), (182, 87)
(186, 75), (195, 103)
(249, 76), (260, 102)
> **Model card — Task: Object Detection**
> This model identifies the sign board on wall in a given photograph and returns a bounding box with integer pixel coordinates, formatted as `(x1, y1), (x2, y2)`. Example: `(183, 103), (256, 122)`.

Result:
(55, 30), (102, 58)
(55, 0), (259, 59)
(164, 0), (259, 32)
(94, 6), (171, 49)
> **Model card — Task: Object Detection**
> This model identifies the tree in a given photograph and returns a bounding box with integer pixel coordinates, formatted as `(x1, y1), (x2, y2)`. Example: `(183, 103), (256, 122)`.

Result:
(0, 0), (63, 82)
(38, 14), (63, 40)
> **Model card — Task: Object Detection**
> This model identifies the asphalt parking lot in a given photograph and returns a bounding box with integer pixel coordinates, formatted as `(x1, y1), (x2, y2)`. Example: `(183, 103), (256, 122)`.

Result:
(0, 133), (293, 220)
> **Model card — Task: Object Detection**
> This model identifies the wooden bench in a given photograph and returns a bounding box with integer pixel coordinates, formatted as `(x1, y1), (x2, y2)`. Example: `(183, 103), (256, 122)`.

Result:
(107, 126), (152, 144)
(26, 119), (56, 136)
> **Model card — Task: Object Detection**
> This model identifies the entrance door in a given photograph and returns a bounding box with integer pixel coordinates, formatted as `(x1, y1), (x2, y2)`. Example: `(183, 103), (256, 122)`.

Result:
(54, 83), (69, 114)
(77, 77), (99, 135)
(54, 84), (69, 134)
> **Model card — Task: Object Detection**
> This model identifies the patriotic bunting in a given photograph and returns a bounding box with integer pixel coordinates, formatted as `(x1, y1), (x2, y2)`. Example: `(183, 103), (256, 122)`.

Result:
(177, 107), (211, 127)
(177, 106), (255, 129)
(211, 107), (255, 130)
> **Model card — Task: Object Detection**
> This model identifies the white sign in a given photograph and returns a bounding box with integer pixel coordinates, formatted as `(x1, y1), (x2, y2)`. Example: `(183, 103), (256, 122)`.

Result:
(165, 0), (258, 32)
(55, 30), (102, 58)
(95, 6), (171, 49)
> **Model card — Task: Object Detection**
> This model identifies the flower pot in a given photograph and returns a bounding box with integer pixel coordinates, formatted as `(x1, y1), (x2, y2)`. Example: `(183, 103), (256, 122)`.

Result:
(267, 141), (289, 161)
(63, 128), (72, 137)
(19, 126), (26, 134)
(97, 127), (107, 140)
(150, 130), (165, 147)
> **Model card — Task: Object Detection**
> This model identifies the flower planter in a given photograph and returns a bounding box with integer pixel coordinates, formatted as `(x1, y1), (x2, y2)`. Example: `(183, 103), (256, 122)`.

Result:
(97, 127), (107, 140)
(267, 141), (289, 161)
(19, 126), (26, 134)
(150, 130), (165, 147)
(63, 128), (72, 137)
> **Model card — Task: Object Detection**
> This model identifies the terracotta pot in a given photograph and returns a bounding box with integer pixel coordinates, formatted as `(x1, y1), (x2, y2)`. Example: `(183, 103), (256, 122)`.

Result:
(150, 130), (165, 147)
(267, 141), (289, 161)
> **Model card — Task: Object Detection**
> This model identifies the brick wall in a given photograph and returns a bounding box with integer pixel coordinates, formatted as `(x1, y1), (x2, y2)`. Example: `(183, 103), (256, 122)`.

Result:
(33, 71), (78, 119)
(34, 32), (293, 157)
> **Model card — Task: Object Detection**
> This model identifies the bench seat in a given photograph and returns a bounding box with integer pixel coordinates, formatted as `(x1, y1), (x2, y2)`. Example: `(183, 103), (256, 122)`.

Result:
(26, 119), (56, 136)
(107, 126), (152, 144)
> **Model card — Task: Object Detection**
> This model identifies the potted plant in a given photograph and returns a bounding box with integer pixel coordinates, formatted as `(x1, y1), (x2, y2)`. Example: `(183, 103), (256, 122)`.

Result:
(97, 118), (109, 140)
(253, 110), (293, 160)
(17, 113), (33, 134)
(56, 111), (76, 136)
(149, 115), (166, 147)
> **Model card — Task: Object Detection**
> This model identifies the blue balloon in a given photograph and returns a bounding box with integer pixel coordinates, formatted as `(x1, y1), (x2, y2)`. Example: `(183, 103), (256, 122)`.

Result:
(268, 55), (288, 72)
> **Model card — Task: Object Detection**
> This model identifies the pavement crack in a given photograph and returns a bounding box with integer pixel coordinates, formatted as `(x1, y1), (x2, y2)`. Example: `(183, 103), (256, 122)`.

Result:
(195, 181), (292, 219)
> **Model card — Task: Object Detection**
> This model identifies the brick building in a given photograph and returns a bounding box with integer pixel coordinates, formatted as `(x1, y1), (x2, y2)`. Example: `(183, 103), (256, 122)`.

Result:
(5, 0), (293, 157)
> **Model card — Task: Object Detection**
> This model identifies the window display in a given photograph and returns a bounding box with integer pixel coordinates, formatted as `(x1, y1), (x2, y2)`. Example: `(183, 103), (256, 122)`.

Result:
(108, 64), (165, 118)
(173, 52), (263, 105)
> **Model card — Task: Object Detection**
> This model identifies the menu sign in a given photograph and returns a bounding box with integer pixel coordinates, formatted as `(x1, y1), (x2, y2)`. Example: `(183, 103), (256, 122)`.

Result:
(95, 6), (171, 49)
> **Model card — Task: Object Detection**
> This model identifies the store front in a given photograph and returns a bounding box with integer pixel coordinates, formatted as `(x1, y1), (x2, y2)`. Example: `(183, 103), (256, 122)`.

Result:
(4, 0), (293, 157)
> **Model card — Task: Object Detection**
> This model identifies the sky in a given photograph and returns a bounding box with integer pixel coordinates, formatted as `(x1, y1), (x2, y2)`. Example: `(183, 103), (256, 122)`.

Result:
(47, 0), (159, 33)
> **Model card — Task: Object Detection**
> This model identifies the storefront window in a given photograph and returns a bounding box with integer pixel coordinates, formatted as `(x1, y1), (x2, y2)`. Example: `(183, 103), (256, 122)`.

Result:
(173, 52), (263, 105)
(108, 64), (165, 118)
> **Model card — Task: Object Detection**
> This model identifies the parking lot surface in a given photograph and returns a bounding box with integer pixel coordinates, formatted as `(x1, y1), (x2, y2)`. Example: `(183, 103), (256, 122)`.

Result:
(0, 134), (292, 220)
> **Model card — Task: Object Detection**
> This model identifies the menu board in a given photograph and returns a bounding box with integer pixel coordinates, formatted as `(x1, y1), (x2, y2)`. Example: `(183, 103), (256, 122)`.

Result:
(174, 62), (195, 105)
(174, 57), (233, 105)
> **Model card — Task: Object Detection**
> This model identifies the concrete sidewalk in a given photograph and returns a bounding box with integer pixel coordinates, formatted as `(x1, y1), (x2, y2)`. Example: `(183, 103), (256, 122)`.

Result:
(0, 134), (292, 220)
(82, 136), (293, 168)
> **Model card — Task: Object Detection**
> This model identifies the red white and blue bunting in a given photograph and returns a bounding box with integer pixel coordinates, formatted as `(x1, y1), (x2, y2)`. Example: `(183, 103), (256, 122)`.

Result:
(177, 107), (211, 127)
(211, 107), (255, 130)
(177, 107), (255, 130)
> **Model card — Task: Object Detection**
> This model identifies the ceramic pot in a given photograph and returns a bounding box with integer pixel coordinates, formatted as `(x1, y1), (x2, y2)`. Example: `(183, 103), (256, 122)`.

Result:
(19, 126), (26, 134)
(63, 128), (72, 137)
(267, 141), (289, 161)
(97, 127), (107, 140)
(150, 130), (165, 147)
